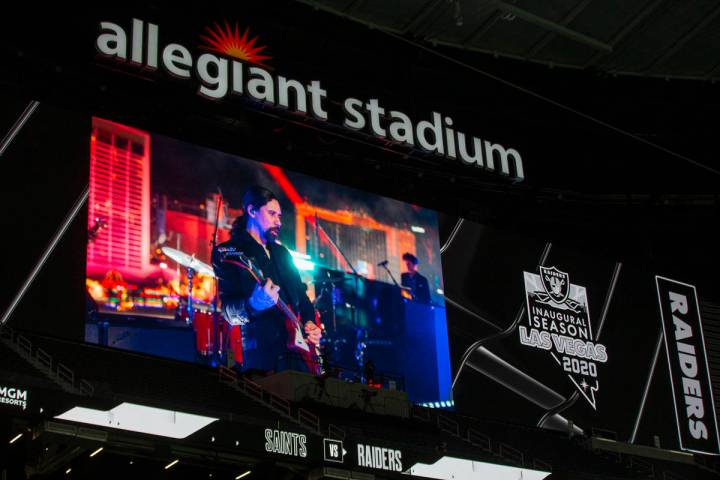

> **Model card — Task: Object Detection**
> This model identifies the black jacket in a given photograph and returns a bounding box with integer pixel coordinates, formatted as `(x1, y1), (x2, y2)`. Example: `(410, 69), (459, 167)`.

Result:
(401, 271), (431, 304)
(211, 228), (314, 371)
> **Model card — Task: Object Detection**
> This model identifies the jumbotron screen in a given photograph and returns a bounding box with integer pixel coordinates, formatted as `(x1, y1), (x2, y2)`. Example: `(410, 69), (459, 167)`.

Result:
(84, 117), (451, 405)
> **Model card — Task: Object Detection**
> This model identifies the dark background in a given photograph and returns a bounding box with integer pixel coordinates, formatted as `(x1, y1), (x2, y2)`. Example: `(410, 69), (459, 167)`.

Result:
(0, 0), (718, 456)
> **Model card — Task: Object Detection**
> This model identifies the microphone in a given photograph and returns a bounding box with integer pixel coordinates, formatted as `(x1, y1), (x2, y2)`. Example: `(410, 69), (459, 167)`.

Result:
(377, 260), (389, 267)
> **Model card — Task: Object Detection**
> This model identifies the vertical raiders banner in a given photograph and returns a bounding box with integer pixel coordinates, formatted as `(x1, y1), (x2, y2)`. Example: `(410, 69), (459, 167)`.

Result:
(656, 276), (720, 455)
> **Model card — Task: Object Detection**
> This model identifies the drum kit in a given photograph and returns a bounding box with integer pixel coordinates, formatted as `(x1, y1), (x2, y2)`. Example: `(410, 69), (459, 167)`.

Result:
(161, 246), (242, 364)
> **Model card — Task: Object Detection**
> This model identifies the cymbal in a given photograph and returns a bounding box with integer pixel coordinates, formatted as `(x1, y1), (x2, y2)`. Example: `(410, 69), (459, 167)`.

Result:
(161, 246), (215, 277)
(308, 273), (350, 284)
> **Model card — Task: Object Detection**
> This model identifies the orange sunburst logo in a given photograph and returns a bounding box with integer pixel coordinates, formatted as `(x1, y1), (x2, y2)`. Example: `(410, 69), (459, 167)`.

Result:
(200, 21), (272, 68)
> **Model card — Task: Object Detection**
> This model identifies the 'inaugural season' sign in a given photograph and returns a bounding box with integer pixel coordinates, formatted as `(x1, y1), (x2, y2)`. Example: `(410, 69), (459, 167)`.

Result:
(94, 18), (525, 181)
(521, 267), (608, 410)
(656, 276), (720, 455)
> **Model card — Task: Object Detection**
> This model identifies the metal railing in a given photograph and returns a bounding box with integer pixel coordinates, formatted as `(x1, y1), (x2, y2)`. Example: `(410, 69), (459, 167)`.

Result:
(437, 413), (460, 436)
(498, 442), (524, 467)
(216, 365), (323, 435)
(533, 458), (552, 472)
(327, 423), (346, 440)
(0, 324), (94, 396)
(298, 408), (320, 432)
(467, 427), (492, 452)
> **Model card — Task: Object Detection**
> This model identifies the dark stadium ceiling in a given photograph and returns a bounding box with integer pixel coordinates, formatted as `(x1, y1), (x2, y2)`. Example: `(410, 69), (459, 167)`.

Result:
(298, 0), (720, 82)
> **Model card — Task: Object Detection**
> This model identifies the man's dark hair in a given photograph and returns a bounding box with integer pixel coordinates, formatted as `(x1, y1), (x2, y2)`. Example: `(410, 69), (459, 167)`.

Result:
(402, 252), (419, 265)
(243, 186), (278, 213)
(231, 186), (278, 238)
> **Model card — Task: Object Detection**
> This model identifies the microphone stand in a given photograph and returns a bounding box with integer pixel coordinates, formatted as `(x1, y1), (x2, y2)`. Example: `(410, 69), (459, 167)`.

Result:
(316, 221), (362, 327)
(314, 211), (320, 267)
(210, 189), (223, 367)
(379, 262), (402, 289)
(380, 262), (414, 303)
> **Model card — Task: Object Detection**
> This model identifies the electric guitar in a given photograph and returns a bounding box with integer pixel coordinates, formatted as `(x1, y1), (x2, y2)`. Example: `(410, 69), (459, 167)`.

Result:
(222, 252), (324, 376)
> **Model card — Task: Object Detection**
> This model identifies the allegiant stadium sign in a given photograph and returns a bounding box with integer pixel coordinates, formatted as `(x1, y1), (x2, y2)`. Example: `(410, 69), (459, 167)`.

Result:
(95, 18), (525, 181)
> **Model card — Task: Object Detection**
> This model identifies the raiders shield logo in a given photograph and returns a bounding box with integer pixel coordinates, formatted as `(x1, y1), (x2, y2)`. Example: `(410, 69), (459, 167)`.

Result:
(540, 266), (570, 304)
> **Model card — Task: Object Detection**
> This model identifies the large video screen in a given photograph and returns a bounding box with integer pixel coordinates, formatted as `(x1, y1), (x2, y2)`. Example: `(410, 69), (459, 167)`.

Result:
(84, 117), (451, 405)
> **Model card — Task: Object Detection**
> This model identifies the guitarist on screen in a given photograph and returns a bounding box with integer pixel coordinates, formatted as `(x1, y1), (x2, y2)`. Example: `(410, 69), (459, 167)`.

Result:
(211, 186), (322, 374)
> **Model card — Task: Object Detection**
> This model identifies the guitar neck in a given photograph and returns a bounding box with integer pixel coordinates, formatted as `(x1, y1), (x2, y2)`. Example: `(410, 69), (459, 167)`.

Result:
(276, 298), (302, 327)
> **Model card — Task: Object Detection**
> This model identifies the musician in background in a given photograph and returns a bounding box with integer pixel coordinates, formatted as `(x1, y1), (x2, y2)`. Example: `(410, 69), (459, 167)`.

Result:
(211, 186), (321, 373)
(401, 252), (431, 304)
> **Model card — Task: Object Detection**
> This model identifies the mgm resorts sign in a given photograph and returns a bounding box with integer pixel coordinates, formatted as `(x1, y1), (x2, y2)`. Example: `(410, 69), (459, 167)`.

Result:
(94, 18), (525, 182)
(0, 385), (28, 410)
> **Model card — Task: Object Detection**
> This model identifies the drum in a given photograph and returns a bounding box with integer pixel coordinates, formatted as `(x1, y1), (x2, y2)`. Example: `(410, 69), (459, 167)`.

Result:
(222, 322), (243, 365)
(176, 301), (243, 362)
(176, 303), (215, 356)
(192, 309), (214, 355)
